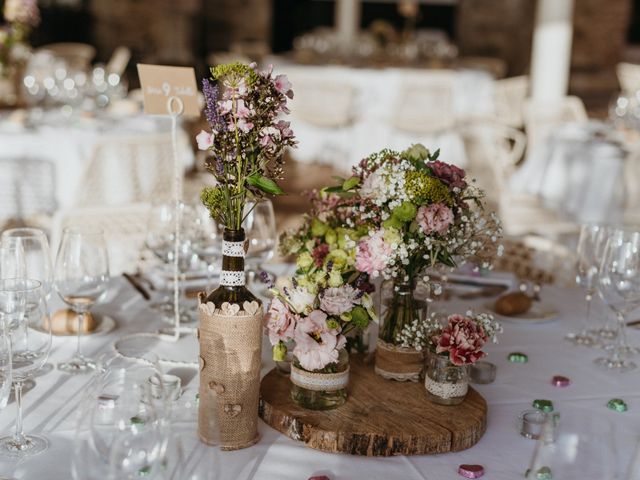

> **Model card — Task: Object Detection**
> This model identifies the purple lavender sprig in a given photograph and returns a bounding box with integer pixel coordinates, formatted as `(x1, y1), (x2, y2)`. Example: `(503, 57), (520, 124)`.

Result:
(202, 78), (221, 130)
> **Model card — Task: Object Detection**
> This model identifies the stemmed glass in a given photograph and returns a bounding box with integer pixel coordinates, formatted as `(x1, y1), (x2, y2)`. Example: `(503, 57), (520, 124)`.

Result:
(565, 224), (603, 347)
(1, 228), (53, 299)
(55, 227), (110, 374)
(192, 204), (220, 292)
(243, 200), (277, 287)
(525, 409), (615, 480)
(0, 279), (52, 458)
(0, 329), (11, 411)
(594, 228), (640, 372)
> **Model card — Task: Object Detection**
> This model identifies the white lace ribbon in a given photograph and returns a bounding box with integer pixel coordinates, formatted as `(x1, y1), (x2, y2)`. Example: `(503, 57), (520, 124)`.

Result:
(220, 270), (245, 286)
(222, 240), (245, 258)
(290, 365), (350, 392)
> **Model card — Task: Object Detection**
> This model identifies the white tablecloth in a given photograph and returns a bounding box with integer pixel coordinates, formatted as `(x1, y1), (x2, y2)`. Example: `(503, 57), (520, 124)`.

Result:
(0, 271), (638, 479)
(0, 111), (194, 211)
(510, 122), (627, 224)
(274, 65), (494, 172)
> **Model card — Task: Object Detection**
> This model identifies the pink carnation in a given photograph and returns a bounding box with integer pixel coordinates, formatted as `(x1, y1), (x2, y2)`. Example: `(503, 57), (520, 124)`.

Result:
(416, 203), (454, 236)
(265, 298), (296, 344)
(355, 231), (392, 277)
(293, 310), (346, 370)
(436, 314), (488, 366)
(429, 160), (467, 189)
(320, 285), (359, 316)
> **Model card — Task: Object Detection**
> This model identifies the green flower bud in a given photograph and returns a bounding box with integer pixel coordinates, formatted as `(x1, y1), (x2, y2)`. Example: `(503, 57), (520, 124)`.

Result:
(340, 312), (352, 322)
(324, 228), (337, 245)
(404, 143), (429, 162)
(382, 216), (403, 230)
(326, 318), (340, 330)
(392, 201), (417, 222)
(272, 343), (287, 362)
(296, 252), (314, 270)
(351, 306), (370, 328)
(383, 227), (402, 246)
(328, 270), (344, 287)
(310, 218), (328, 237)
(342, 176), (360, 191)
(326, 249), (348, 270)
(313, 270), (327, 287)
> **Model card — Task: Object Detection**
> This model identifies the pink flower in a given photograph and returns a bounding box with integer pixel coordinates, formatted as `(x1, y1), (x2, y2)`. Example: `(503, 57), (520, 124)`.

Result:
(416, 203), (454, 236)
(293, 311), (346, 370)
(355, 230), (392, 277)
(219, 99), (232, 115)
(274, 74), (292, 95)
(236, 99), (252, 119)
(237, 118), (254, 133)
(312, 243), (330, 267)
(320, 285), (359, 316)
(429, 161), (467, 189)
(276, 120), (294, 139)
(436, 314), (488, 366)
(195, 130), (214, 150)
(358, 172), (384, 199)
(265, 298), (296, 344)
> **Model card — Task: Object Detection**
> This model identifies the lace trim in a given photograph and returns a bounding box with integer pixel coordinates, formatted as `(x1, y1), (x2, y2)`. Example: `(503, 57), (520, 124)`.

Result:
(222, 240), (245, 258)
(290, 365), (350, 392)
(220, 270), (245, 286)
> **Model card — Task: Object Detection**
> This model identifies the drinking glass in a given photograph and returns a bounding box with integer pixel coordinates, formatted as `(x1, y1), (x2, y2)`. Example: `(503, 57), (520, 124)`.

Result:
(243, 200), (277, 286)
(594, 228), (640, 372)
(71, 353), (169, 480)
(525, 410), (615, 480)
(55, 227), (110, 374)
(192, 204), (220, 292)
(0, 330), (12, 411)
(565, 224), (603, 347)
(1, 228), (53, 299)
(0, 280), (52, 458)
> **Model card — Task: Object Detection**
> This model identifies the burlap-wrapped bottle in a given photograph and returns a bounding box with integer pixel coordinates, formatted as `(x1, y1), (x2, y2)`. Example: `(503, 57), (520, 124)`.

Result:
(197, 228), (263, 450)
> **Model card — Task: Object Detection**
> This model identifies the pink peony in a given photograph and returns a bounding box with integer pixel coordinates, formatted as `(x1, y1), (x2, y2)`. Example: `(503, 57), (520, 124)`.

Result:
(320, 285), (359, 316)
(436, 314), (488, 366)
(429, 161), (467, 189)
(265, 298), (296, 344)
(293, 311), (346, 371)
(416, 203), (454, 236)
(355, 230), (392, 277)
(195, 130), (214, 150)
(274, 74), (292, 95)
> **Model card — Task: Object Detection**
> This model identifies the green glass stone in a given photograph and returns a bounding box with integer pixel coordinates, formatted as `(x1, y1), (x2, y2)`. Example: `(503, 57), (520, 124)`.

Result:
(532, 399), (554, 413)
(138, 465), (152, 477)
(508, 352), (528, 363)
(607, 398), (628, 412)
(195, 393), (200, 405)
(536, 466), (552, 480)
(130, 415), (146, 426)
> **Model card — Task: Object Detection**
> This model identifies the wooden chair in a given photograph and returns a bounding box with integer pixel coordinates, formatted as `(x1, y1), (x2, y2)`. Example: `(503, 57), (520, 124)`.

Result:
(492, 75), (529, 129)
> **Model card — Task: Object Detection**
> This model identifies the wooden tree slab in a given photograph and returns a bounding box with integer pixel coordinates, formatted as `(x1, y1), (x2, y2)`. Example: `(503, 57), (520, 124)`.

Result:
(259, 354), (487, 456)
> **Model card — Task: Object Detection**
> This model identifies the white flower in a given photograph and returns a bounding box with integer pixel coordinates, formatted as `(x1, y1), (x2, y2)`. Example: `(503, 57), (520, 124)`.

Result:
(286, 285), (316, 315)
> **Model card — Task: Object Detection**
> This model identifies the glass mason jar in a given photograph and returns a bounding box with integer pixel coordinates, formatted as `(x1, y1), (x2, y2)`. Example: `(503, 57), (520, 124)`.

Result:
(424, 351), (470, 406)
(378, 281), (427, 344)
(290, 348), (349, 410)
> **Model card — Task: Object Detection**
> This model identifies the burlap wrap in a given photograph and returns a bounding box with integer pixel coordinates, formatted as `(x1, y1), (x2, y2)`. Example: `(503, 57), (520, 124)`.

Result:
(198, 305), (263, 450)
(374, 339), (424, 382)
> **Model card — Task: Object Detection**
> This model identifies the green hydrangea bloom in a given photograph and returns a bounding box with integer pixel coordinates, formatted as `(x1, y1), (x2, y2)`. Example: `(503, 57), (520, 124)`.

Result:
(350, 306), (370, 328)
(392, 201), (417, 222)
(404, 171), (453, 205)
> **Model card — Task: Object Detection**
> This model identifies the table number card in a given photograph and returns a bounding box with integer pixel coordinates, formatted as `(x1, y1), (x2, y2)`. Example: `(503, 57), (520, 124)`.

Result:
(136, 64), (199, 117)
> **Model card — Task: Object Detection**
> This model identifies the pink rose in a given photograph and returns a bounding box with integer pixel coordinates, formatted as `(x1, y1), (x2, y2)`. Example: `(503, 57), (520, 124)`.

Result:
(416, 203), (454, 236)
(436, 314), (488, 366)
(355, 231), (392, 277)
(429, 161), (467, 189)
(274, 74), (292, 95)
(195, 130), (214, 150)
(265, 298), (296, 344)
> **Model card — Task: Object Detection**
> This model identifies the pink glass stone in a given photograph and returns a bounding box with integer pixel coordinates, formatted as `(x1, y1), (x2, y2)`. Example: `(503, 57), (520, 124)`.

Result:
(551, 375), (571, 387)
(458, 464), (485, 478)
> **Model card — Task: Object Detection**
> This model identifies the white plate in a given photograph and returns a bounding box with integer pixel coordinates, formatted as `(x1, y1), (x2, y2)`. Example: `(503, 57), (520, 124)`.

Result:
(484, 301), (559, 324)
(33, 314), (117, 337)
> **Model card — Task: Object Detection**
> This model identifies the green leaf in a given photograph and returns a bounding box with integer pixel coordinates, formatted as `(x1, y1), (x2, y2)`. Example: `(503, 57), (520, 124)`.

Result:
(323, 185), (344, 193)
(430, 148), (441, 161)
(246, 174), (284, 195)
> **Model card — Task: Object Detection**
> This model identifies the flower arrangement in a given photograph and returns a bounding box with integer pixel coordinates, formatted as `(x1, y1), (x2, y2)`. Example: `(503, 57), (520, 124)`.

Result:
(1, 0), (39, 77)
(397, 311), (502, 365)
(326, 144), (501, 282)
(266, 272), (376, 372)
(197, 62), (296, 229)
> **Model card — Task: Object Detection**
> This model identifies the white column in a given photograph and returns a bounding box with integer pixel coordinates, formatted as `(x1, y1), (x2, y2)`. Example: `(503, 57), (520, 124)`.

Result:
(530, 0), (575, 102)
(335, 0), (361, 47)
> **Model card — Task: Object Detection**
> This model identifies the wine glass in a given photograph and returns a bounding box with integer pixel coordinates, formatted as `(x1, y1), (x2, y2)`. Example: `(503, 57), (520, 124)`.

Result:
(192, 204), (220, 292)
(0, 329), (12, 411)
(1, 228), (53, 299)
(0, 279), (52, 458)
(525, 409), (615, 480)
(55, 226), (110, 374)
(565, 224), (603, 347)
(71, 353), (169, 480)
(243, 200), (277, 287)
(594, 228), (640, 372)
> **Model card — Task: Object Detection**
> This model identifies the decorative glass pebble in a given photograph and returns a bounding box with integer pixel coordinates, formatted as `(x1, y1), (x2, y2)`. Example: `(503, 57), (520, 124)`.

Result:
(607, 398), (628, 412)
(532, 399), (554, 413)
(508, 352), (528, 363)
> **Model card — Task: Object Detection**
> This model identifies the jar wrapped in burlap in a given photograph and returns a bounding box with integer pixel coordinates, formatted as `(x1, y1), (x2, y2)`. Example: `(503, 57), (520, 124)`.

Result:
(198, 300), (263, 450)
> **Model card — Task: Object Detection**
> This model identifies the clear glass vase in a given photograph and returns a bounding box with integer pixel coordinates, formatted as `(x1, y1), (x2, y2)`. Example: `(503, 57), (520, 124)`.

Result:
(290, 349), (349, 410)
(424, 351), (470, 406)
(379, 281), (427, 344)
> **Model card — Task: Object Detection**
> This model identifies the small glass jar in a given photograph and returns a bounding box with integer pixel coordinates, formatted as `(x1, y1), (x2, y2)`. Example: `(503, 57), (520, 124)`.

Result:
(424, 351), (470, 406)
(290, 349), (349, 410)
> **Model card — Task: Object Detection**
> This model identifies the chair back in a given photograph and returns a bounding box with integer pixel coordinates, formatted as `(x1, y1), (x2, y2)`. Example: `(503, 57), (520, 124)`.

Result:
(37, 43), (96, 71)
(617, 62), (640, 94)
(493, 75), (529, 129)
